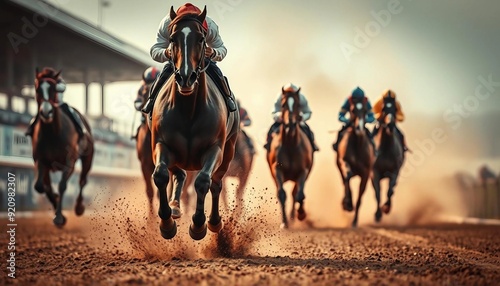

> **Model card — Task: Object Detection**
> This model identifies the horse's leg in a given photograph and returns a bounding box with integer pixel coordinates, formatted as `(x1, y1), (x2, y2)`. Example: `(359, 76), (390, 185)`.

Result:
(42, 170), (58, 210)
(296, 172), (308, 221)
(152, 142), (176, 239)
(181, 172), (194, 214)
(34, 162), (45, 194)
(190, 145), (223, 240)
(273, 169), (288, 229)
(383, 171), (399, 214)
(207, 137), (237, 234)
(352, 175), (369, 228)
(75, 149), (93, 217)
(54, 167), (74, 227)
(372, 171), (382, 222)
(290, 183), (298, 221)
(342, 172), (354, 212)
(169, 166), (187, 219)
(143, 167), (155, 217)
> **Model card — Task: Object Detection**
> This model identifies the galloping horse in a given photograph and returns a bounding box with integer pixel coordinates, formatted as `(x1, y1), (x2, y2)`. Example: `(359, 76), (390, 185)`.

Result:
(180, 130), (255, 220)
(267, 87), (314, 229)
(372, 95), (405, 221)
(335, 97), (375, 227)
(133, 83), (155, 216)
(149, 7), (239, 240)
(31, 68), (94, 226)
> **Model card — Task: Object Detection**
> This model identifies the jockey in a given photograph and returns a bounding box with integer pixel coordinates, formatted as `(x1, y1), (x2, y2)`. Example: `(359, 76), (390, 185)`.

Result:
(237, 99), (256, 154)
(25, 75), (86, 140)
(142, 2), (236, 116)
(372, 89), (408, 152)
(332, 87), (375, 151)
(132, 67), (160, 140)
(264, 83), (319, 152)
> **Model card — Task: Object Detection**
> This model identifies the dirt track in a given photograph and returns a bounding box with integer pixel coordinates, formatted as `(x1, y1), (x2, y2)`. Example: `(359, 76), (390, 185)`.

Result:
(1, 212), (499, 286)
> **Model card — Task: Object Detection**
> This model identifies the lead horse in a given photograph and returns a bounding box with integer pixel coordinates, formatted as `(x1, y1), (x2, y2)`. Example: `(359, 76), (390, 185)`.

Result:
(31, 67), (94, 226)
(267, 87), (314, 229)
(149, 7), (239, 240)
(372, 95), (405, 221)
(336, 97), (375, 227)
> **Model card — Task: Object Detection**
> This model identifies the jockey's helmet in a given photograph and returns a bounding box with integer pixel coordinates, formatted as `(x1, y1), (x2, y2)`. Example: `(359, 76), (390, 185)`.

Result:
(382, 89), (396, 99)
(142, 67), (160, 84)
(351, 87), (365, 98)
(175, 3), (208, 31)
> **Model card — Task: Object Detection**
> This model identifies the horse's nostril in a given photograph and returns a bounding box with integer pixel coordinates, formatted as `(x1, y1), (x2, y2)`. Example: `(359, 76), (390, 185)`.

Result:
(188, 72), (197, 86)
(175, 73), (184, 86)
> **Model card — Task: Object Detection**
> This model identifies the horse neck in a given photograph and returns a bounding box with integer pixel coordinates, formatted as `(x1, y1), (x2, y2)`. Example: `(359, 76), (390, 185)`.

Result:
(279, 121), (300, 147)
(379, 125), (401, 154)
(37, 107), (62, 138)
(172, 74), (208, 119)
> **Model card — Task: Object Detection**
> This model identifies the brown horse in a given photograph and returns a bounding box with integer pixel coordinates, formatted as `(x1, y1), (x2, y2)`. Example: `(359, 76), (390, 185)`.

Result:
(179, 130), (255, 219)
(372, 96), (405, 222)
(31, 68), (94, 227)
(149, 7), (239, 240)
(336, 97), (375, 227)
(267, 87), (314, 229)
(133, 82), (155, 216)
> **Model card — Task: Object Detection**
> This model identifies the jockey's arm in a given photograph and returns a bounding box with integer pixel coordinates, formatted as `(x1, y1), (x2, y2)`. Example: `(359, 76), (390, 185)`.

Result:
(396, 101), (405, 122)
(150, 15), (171, 63)
(338, 99), (350, 123)
(205, 17), (227, 62)
(240, 109), (252, 127)
(299, 93), (312, 121)
(272, 93), (282, 122)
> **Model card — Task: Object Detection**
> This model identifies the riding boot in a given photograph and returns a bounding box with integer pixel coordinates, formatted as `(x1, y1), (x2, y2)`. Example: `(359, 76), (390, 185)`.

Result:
(206, 60), (237, 112)
(142, 62), (174, 116)
(302, 123), (319, 152)
(396, 127), (409, 152)
(25, 115), (39, 137)
(332, 125), (347, 151)
(61, 104), (85, 140)
(264, 122), (280, 150)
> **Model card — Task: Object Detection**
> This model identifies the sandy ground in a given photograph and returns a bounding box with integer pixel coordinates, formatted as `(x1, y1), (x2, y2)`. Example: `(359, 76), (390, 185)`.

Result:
(1, 211), (499, 286)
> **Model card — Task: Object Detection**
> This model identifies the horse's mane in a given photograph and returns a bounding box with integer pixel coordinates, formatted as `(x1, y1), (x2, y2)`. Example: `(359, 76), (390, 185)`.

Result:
(168, 13), (205, 35)
(37, 67), (60, 80)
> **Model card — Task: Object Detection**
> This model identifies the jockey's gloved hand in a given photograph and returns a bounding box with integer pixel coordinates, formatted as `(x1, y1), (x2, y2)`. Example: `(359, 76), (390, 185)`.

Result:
(366, 113), (375, 123)
(273, 112), (283, 122)
(339, 114), (349, 123)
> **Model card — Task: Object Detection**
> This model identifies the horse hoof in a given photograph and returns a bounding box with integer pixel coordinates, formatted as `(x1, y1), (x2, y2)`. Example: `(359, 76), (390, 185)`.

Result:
(53, 215), (67, 227)
(351, 221), (358, 228)
(342, 202), (354, 212)
(75, 204), (85, 216)
(297, 210), (307, 221)
(160, 218), (177, 239)
(171, 208), (182, 219)
(375, 211), (382, 223)
(280, 223), (288, 229)
(208, 220), (223, 233)
(382, 205), (391, 214)
(189, 223), (207, 240)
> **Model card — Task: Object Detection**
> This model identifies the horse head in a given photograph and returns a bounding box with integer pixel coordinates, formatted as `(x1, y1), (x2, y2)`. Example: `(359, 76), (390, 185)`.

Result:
(280, 86), (301, 135)
(134, 81), (151, 111)
(349, 97), (368, 135)
(381, 94), (397, 134)
(168, 6), (208, 96)
(35, 67), (63, 124)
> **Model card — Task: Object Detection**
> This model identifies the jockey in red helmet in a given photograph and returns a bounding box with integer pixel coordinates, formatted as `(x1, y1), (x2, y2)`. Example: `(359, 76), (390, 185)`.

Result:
(142, 3), (236, 116)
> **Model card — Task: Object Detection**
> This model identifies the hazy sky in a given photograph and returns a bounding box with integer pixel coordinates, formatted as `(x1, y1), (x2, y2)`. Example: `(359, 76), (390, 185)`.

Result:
(43, 0), (499, 162)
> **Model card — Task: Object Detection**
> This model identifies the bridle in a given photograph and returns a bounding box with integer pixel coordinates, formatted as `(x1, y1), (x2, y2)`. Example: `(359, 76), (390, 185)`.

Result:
(168, 16), (209, 82)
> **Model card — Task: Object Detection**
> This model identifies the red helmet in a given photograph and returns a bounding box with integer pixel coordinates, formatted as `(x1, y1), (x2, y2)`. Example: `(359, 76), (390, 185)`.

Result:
(175, 3), (208, 31)
(142, 67), (159, 84)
